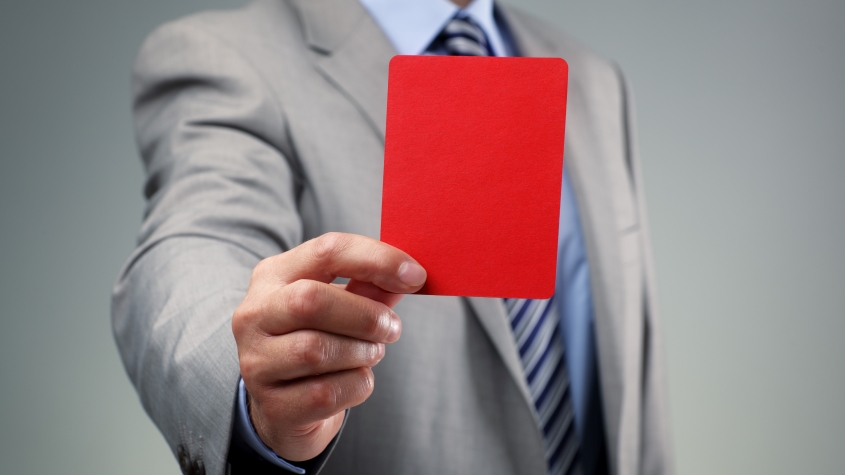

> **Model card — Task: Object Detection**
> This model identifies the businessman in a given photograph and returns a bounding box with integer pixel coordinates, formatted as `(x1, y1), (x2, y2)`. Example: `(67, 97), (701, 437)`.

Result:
(112, 0), (673, 474)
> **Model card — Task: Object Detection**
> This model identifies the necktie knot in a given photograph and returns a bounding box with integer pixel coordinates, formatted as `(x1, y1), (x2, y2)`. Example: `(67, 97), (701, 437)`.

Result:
(427, 14), (493, 56)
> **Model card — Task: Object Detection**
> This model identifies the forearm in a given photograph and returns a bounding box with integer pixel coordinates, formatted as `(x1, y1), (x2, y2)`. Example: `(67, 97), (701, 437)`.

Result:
(112, 236), (257, 475)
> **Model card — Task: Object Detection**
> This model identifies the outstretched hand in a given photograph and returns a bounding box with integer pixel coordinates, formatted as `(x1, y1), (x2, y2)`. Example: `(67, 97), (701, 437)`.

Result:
(231, 233), (426, 461)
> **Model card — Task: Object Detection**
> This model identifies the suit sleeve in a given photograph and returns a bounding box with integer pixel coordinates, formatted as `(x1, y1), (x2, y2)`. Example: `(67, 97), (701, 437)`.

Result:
(111, 19), (312, 475)
(616, 68), (676, 475)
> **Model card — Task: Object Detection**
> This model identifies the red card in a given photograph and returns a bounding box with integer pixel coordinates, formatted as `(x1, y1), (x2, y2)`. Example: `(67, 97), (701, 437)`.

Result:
(380, 56), (568, 298)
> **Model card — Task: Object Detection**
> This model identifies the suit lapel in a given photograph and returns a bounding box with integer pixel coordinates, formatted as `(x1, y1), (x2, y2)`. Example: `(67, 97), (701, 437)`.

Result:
(503, 7), (634, 473)
(464, 298), (536, 414)
(292, 0), (392, 141)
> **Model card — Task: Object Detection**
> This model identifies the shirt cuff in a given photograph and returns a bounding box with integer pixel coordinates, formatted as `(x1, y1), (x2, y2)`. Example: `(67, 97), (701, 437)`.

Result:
(234, 378), (307, 474)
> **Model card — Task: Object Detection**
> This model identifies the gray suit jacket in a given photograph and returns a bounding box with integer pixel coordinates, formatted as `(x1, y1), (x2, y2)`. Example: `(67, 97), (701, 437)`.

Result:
(112, 0), (674, 474)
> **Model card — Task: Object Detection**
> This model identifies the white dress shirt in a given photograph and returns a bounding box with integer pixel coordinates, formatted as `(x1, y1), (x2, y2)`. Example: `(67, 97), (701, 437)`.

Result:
(358, 0), (508, 56)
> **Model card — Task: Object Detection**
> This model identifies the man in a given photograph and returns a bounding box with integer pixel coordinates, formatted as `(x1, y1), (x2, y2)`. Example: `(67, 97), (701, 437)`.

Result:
(112, 0), (673, 474)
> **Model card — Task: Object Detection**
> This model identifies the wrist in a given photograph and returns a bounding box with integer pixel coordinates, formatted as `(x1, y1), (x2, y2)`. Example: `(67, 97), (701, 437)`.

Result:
(235, 378), (307, 474)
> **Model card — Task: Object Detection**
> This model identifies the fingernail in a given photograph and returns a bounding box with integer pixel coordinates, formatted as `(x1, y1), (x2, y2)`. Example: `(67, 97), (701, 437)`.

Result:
(398, 261), (426, 287)
(387, 314), (402, 343)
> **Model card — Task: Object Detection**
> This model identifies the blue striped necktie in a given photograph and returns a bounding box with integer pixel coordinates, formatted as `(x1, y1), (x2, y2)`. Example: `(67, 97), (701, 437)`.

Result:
(505, 297), (582, 475)
(426, 13), (583, 475)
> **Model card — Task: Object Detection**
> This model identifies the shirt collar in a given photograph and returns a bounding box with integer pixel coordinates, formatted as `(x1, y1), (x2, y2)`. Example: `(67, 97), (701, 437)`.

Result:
(358, 0), (507, 56)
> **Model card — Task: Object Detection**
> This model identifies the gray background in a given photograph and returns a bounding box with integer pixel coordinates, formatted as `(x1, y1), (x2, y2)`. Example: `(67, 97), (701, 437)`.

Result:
(0, 0), (842, 473)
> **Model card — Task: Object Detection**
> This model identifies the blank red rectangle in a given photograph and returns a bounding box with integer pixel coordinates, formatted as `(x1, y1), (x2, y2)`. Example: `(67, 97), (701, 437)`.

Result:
(380, 55), (568, 298)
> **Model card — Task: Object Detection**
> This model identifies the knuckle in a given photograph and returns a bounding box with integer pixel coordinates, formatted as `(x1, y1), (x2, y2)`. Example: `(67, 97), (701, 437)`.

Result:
(231, 303), (258, 340)
(284, 280), (323, 321)
(291, 332), (327, 372)
(231, 307), (248, 338)
(238, 352), (263, 383)
(363, 306), (392, 341)
(311, 232), (345, 262)
(306, 380), (337, 412)
(252, 256), (276, 281)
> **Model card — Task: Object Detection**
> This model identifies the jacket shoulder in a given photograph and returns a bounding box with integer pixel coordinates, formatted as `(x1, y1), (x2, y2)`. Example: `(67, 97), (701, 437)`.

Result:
(137, 0), (301, 56)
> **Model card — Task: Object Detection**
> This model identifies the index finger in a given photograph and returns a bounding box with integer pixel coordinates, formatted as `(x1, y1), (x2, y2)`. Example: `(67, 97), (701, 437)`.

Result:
(264, 233), (426, 294)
